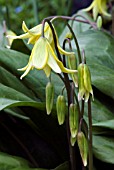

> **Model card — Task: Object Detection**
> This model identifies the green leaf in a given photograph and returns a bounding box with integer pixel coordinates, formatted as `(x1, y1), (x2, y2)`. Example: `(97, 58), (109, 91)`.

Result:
(4, 108), (30, 120)
(84, 99), (114, 124)
(0, 84), (45, 111)
(93, 119), (114, 130)
(93, 135), (114, 164)
(53, 162), (69, 170)
(0, 152), (29, 170)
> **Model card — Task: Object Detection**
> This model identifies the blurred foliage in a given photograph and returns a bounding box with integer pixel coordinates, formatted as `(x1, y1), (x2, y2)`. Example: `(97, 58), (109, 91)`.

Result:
(0, 0), (72, 34)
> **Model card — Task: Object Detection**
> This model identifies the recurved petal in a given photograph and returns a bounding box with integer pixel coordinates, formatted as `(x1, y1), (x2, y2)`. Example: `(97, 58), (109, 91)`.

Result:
(19, 61), (32, 79)
(22, 21), (29, 32)
(82, 0), (95, 12)
(99, 0), (111, 18)
(57, 60), (77, 73)
(26, 23), (49, 36)
(32, 37), (48, 69)
(6, 32), (30, 39)
(57, 43), (75, 56)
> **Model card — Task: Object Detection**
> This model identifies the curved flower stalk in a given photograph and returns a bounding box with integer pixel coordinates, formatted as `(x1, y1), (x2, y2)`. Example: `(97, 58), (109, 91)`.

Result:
(7, 21), (77, 78)
(83, 0), (111, 20)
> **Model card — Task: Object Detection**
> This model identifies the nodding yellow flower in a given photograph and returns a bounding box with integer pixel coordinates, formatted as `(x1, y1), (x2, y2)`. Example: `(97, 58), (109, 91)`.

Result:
(7, 21), (75, 57)
(83, 0), (111, 20)
(18, 37), (77, 79)
(7, 21), (77, 78)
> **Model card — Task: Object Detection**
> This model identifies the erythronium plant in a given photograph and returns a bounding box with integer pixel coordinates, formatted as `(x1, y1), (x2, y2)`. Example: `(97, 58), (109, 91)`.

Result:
(7, 15), (97, 170)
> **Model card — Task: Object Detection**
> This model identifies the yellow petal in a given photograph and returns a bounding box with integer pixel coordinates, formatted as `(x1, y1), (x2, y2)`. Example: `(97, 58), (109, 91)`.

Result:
(25, 22), (49, 36)
(43, 65), (51, 77)
(27, 35), (40, 44)
(57, 43), (75, 56)
(46, 40), (77, 73)
(48, 55), (61, 73)
(22, 21), (29, 32)
(20, 62), (32, 79)
(93, 3), (99, 20)
(6, 33), (30, 39)
(82, 0), (95, 12)
(57, 60), (77, 73)
(32, 37), (48, 69)
(99, 0), (111, 18)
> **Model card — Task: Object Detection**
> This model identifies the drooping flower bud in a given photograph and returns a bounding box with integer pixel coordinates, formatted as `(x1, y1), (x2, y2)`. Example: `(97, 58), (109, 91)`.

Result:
(83, 64), (94, 102)
(78, 63), (93, 102)
(97, 16), (102, 30)
(46, 82), (54, 115)
(70, 136), (76, 146)
(68, 54), (78, 87)
(65, 32), (73, 40)
(69, 103), (79, 138)
(56, 95), (66, 125)
(77, 131), (88, 167)
(78, 63), (85, 100)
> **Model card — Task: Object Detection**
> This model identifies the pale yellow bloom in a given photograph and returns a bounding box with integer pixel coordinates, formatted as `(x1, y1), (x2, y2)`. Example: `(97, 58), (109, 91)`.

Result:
(7, 21), (77, 78)
(7, 21), (74, 56)
(19, 37), (77, 79)
(83, 0), (111, 20)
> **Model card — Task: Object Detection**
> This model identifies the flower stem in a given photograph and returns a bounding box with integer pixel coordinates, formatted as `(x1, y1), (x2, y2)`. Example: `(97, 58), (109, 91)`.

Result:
(88, 97), (93, 170)
(45, 15), (97, 29)
(66, 23), (82, 64)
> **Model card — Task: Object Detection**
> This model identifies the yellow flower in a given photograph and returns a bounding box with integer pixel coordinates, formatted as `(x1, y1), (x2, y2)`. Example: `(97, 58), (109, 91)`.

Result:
(19, 37), (77, 79)
(83, 0), (111, 20)
(7, 21), (75, 56)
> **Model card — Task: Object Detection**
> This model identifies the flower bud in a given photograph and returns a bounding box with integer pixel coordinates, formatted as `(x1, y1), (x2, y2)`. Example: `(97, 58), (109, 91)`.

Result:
(70, 136), (76, 146)
(69, 103), (79, 138)
(65, 32), (73, 39)
(56, 95), (66, 125)
(68, 54), (78, 87)
(77, 131), (88, 167)
(46, 82), (54, 115)
(97, 16), (102, 30)
(83, 64), (94, 102)
(78, 63), (85, 101)
(78, 63), (94, 102)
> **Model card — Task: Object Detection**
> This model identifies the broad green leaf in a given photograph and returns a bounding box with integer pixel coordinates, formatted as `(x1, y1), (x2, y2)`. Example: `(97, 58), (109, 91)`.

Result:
(4, 108), (30, 120)
(0, 67), (36, 100)
(0, 84), (45, 111)
(92, 119), (114, 134)
(93, 135), (114, 164)
(84, 99), (114, 124)
(93, 119), (114, 130)
(0, 152), (29, 169)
